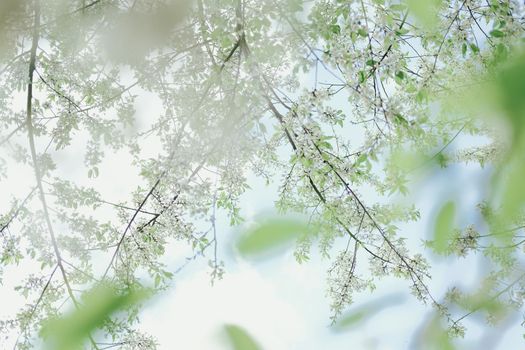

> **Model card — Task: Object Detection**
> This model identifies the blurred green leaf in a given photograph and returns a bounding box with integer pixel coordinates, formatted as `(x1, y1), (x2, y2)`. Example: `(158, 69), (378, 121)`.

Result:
(224, 324), (262, 350)
(454, 46), (525, 221)
(0, 0), (27, 55)
(420, 316), (456, 350)
(40, 283), (150, 350)
(433, 201), (456, 254)
(491, 50), (525, 219)
(495, 51), (525, 139)
(0, 0), (25, 23)
(332, 294), (405, 332)
(100, 0), (191, 64)
(496, 153), (525, 225)
(236, 217), (311, 259)
(405, 0), (443, 29)
(335, 310), (367, 327)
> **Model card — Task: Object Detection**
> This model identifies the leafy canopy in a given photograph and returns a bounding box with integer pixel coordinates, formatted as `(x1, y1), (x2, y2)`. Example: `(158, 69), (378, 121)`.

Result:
(0, 0), (524, 348)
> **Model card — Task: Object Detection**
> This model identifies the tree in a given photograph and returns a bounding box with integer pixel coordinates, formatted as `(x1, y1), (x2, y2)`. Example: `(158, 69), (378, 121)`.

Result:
(0, 0), (524, 348)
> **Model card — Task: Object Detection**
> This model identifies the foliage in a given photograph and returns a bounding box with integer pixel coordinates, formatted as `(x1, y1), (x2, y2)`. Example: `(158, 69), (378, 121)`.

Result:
(0, 0), (524, 348)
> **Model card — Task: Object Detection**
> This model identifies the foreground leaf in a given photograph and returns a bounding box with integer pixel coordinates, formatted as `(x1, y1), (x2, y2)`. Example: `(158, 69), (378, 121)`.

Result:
(332, 294), (405, 332)
(224, 324), (262, 350)
(236, 217), (311, 259)
(40, 283), (150, 350)
(433, 201), (456, 254)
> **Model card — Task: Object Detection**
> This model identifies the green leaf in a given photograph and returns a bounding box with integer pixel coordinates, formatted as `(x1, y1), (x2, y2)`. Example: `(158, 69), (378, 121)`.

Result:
(335, 310), (367, 327)
(356, 153), (368, 165)
(393, 113), (409, 127)
(498, 153), (525, 224)
(405, 0), (443, 29)
(494, 43), (508, 63)
(395, 28), (409, 36)
(421, 316), (456, 350)
(236, 217), (311, 259)
(330, 24), (341, 34)
(489, 29), (505, 38)
(495, 51), (525, 131)
(224, 324), (262, 350)
(357, 28), (368, 37)
(433, 201), (456, 254)
(333, 294), (405, 332)
(395, 70), (406, 84)
(358, 70), (366, 83)
(40, 284), (150, 350)
(390, 4), (407, 11)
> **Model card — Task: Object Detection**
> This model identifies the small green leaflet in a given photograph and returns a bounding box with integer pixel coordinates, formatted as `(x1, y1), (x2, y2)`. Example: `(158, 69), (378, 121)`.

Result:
(330, 24), (341, 34)
(490, 29), (505, 38)
(224, 324), (262, 350)
(433, 201), (456, 254)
